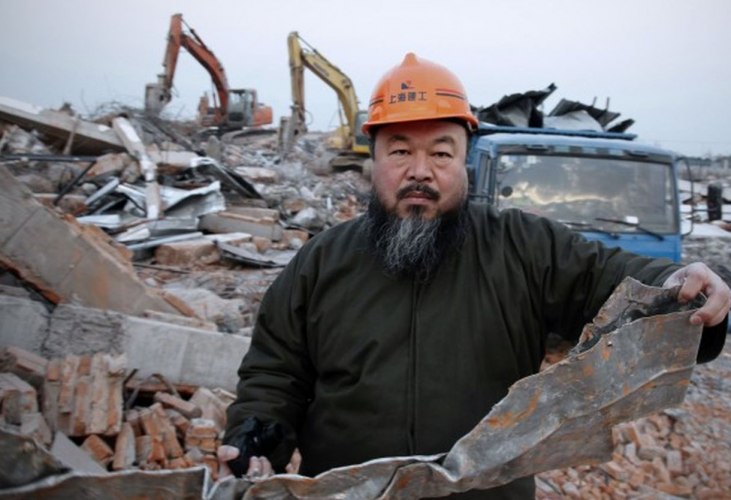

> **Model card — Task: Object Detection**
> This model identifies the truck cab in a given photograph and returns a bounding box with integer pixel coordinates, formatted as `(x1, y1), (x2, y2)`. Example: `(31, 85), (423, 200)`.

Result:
(467, 125), (683, 262)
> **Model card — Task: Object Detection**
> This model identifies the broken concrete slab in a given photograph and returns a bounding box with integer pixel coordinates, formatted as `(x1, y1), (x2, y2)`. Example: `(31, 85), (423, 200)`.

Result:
(50, 431), (108, 475)
(200, 212), (283, 241)
(142, 310), (218, 333)
(0, 97), (125, 155)
(216, 241), (295, 268)
(148, 149), (200, 169)
(162, 288), (248, 333)
(202, 232), (253, 246)
(0, 295), (49, 353)
(0, 165), (187, 317)
(0, 295), (248, 391)
(85, 152), (135, 181)
(233, 166), (279, 184)
(155, 239), (220, 267)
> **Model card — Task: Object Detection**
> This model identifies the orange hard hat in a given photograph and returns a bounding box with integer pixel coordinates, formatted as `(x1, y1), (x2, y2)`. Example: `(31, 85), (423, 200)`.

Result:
(362, 53), (478, 136)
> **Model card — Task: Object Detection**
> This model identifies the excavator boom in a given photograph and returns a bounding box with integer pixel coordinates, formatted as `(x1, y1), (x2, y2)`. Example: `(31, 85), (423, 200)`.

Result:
(145, 13), (271, 131)
(281, 32), (368, 162)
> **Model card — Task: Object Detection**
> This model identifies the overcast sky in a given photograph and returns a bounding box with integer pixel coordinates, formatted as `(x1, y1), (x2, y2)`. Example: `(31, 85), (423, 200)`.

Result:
(1, 0), (729, 156)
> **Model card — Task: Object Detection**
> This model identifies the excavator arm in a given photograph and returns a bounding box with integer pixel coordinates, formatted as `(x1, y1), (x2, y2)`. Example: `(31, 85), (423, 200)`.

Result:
(282, 32), (368, 157)
(146, 13), (231, 126)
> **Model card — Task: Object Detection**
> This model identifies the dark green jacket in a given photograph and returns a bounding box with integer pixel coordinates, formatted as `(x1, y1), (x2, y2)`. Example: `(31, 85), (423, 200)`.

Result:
(226, 204), (725, 498)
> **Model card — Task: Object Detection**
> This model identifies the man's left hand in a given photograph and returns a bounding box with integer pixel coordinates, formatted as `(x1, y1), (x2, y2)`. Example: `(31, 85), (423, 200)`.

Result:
(663, 262), (731, 327)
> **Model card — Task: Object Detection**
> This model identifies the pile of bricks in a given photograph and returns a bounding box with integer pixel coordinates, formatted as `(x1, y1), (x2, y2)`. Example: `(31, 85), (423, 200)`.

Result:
(0, 347), (52, 446)
(4, 343), (730, 495)
(1, 346), (235, 481)
(536, 344), (731, 499)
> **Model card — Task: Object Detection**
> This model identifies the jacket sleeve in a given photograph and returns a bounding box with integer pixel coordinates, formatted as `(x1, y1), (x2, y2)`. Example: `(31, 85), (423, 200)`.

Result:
(513, 211), (725, 363)
(224, 249), (317, 470)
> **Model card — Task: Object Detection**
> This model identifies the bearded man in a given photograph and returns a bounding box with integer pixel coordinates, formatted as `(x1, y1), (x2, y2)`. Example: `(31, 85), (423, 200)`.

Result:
(218, 54), (730, 499)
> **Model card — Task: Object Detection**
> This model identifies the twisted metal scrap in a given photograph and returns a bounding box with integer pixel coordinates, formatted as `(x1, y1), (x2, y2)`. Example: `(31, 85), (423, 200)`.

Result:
(212, 277), (702, 499)
(0, 278), (703, 499)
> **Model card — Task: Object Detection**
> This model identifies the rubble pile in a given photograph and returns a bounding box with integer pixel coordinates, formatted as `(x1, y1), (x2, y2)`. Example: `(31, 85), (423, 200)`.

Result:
(536, 342), (731, 498)
(2, 98), (731, 497)
(0, 346), (235, 481)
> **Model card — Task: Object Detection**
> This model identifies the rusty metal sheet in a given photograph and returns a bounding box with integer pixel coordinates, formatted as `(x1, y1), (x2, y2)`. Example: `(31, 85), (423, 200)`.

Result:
(0, 278), (703, 499)
(0, 468), (208, 500)
(211, 277), (703, 499)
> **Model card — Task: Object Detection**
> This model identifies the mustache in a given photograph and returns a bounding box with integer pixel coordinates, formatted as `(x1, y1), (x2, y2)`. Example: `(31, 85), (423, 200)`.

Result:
(396, 183), (440, 201)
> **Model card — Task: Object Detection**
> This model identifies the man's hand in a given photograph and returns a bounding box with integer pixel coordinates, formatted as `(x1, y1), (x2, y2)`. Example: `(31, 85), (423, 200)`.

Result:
(663, 262), (731, 327)
(217, 445), (273, 480)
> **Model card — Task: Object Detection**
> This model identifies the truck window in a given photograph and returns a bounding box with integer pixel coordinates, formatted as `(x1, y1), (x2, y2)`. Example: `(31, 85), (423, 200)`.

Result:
(494, 154), (678, 233)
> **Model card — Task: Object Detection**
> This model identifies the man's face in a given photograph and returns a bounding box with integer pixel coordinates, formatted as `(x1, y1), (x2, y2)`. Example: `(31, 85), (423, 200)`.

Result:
(371, 120), (469, 219)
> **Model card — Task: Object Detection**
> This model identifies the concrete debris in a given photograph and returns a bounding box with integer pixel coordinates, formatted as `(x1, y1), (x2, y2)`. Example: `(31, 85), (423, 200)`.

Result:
(0, 97), (125, 154)
(0, 295), (248, 391)
(0, 165), (190, 318)
(1, 95), (728, 498)
(2, 348), (237, 480)
(216, 241), (296, 269)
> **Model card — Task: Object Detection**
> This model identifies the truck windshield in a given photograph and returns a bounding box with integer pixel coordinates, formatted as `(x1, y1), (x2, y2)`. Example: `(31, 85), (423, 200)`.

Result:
(495, 154), (678, 233)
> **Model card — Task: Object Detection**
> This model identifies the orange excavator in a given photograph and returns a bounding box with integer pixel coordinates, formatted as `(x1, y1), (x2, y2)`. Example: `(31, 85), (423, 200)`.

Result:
(144, 13), (272, 132)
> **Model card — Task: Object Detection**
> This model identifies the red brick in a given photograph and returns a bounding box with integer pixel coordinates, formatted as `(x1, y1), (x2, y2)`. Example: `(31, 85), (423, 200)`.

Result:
(151, 404), (183, 459)
(81, 434), (114, 467)
(165, 408), (191, 438)
(153, 392), (201, 420)
(155, 240), (219, 267)
(601, 461), (627, 482)
(125, 409), (143, 436)
(70, 374), (90, 436)
(189, 387), (227, 430)
(0, 346), (48, 388)
(202, 454), (219, 482)
(112, 422), (136, 470)
(652, 456), (672, 483)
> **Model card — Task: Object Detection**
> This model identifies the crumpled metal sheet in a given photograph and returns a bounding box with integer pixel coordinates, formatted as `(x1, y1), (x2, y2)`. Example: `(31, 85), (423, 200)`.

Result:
(0, 466), (208, 500)
(0, 427), (69, 489)
(0, 278), (703, 499)
(213, 277), (703, 499)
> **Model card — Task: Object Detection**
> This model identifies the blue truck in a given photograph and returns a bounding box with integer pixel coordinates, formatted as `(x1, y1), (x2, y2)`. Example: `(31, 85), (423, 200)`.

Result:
(467, 124), (685, 262)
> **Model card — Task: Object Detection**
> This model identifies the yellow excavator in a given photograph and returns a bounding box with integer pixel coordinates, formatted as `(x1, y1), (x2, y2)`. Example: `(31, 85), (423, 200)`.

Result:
(279, 31), (370, 171)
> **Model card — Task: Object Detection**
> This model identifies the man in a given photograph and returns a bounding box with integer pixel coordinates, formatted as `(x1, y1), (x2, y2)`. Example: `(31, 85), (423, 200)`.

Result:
(218, 53), (730, 498)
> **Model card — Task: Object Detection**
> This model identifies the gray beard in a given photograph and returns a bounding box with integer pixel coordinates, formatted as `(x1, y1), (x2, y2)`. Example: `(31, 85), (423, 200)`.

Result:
(364, 192), (469, 282)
